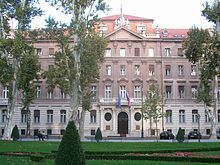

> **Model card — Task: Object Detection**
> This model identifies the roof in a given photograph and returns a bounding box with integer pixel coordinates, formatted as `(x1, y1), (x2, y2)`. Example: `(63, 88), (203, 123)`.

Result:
(159, 28), (189, 38)
(100, 14), (153, 21)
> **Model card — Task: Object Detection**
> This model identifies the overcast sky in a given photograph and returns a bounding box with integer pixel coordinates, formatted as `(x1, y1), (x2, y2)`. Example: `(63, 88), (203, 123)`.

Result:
(31, 0), (215, 29)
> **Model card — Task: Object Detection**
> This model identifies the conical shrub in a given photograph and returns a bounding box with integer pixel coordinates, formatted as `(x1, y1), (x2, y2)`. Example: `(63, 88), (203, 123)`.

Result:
(176, 127), (185, 143)
(11, 125), (19, 141)
(95, 127), (102, 142)
(55, 121), (85, 165)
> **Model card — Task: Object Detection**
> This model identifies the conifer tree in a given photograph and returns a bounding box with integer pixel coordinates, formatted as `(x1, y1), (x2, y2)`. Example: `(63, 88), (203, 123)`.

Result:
(95, 127), (102, 142)
(11, 125), (19, 141)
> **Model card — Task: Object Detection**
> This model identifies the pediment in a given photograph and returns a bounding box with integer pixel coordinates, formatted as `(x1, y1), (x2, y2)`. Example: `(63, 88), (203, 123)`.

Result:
(106, 27), (143, 41)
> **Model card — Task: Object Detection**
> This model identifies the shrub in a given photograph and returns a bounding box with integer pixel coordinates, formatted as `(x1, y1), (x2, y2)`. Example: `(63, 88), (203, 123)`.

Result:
(176, 127), (184, 143)
(95, 127), (102, 142)
(30, 154), (45, 162)
(55, 121), (85, 165)
(11, 125), (19, 141)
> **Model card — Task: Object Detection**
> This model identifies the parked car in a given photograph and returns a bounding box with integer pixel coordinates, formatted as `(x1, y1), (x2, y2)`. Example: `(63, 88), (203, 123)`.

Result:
(188, 131), (201, 139)
(216, 130), (220, 139)
(160, 131), (175, 140)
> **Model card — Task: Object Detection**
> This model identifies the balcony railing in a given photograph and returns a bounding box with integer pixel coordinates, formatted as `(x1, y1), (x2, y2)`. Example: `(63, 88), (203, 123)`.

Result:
(0, 98), (8, 106)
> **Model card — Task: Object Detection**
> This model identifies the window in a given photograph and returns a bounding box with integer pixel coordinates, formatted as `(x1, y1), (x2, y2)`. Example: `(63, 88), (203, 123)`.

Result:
(134, 65), (140, 75)
(120, 65), (126, 76)
(2, 110), (7, 123)
(165, 48), (171, 56)
(106, 125), (111, 130)
(206, 129), (211, 135)
(105, 85), (112, 98)
(217, 85), (220, 99)
(165, 65), (171, 76)
(36, 48), (42, 56)
(134, 48), (140, 56)
(34, 129), (39, 136)
(120, 48), (125, 57)
(90, 110), (96, 123)
(149, 65), (155, 76)
(105, 48), (111, 57)
(191, 65), (197, 76)
(47, 88), (53, 99)
(178, 48), (183, 56)
(49, 48), (55, 57)
(2, 86), (9, 99)
(148, 48), (154, 57)
(192, 110), (198, 123)
(21, 110), (27, 123)
(36, 86), (41, 99)
(178, 86), (185, 98)
(205, 109), (211, 123)
(21, 129), (25, 135)
(178, 65), (184, 76)
(60, 110), (66, 123)
(34, 110), (40, 123)
(136, 24), (146, 34)
(60, 88), (66, 99)
(120, 85), (126, 99)
(47, 129), (52, 135)
(105, 112), (112, 121)
(218, 110), (220, 123)
(191, 85), (198, 99)
(134, 112), (141, 121)
(99, 23), (108, 34)
(105, 65), (112, 76)
(60, 129), (65, 135)
(91, 129), (95, 135)
(91, 85), (97, 100)
(166, 110), (172, 123)
(47, 110), (53, 123)
(165, 86), (172, 99)
(134, 85), (141, 98)
(179, 110), (185, 123)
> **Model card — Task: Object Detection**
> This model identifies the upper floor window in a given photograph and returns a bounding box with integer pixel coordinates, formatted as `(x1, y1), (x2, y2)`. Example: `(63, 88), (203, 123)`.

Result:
(105, 48), (111, 57)
(36, 86), (41, 99)
(136, 24), (146, 34)
(2, 109), (7, 123)
(105, 65), (111, 76)
(165, 48), (171, 56)
(178, 65), (184, 76)
(148, 48), (154, 57)
(21, 110), (27, 123)
(49, 48), (55, 57)
(191, 85), (198, 99)
(34, 110), (40, 123)
(134, 65), (140, 75)
(120, 48), (125, 57)
(134, 48), (140, 56)
(191, 65), (197, 76)
(47, 88), (53, 99)
(178, 85), (185, 98)
(47, 110), (53, 123)
(91, 85), (97, 100)
(177, 48), (183, 56)
(149, 65), (155, 76)
(205, 109), (211, 123)
(119, 85), (126, 99)
(2, 86), (9, 99)
(90, 110), (96, 123)
(192, 110), (198, 123)
(60, 110), (66, 123)
(120, 65), (126, 76)
(165, 65), (171, 76)
(166, 110), (172, 123)
(179, 110), (185, 123)
(165, 86), (172, 99)
(218, 86), (220, 99)
(134, 85), (141, 98)
(60, 88), (67, 99)
(105, 85), (112, 98)
(99, 23), (108, 34)
(36, 48), (42, 56)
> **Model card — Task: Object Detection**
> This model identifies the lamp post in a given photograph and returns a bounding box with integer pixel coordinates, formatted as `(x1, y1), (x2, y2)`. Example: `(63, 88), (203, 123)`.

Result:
(198, 114), (201, 142)
(141, 84), (144, 138)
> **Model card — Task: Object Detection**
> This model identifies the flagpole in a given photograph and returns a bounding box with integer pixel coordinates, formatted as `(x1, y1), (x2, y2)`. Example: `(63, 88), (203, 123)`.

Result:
(141, 84), (144, 138)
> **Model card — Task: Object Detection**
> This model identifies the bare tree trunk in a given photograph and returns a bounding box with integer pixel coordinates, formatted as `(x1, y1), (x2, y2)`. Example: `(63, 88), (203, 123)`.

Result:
(149, 118), (152, 136)
(79, 109), (86, 139)
(26, 109), (31, 136)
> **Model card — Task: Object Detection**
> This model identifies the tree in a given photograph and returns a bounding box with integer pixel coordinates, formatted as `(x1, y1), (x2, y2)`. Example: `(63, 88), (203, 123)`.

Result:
(55, 121), (85, 165)
(11, 125), (19, 141)
(143, 84), (163, 137)
(44, 0), (109, 138)
(0, 0), (42, 140)
(176, 127), (184, 143)
(183, 0), (220, 139)
(95, 127), (102, 142)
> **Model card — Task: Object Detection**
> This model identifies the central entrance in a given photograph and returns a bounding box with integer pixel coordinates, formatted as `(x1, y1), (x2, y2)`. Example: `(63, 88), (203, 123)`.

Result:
(118, 112), (128, 136)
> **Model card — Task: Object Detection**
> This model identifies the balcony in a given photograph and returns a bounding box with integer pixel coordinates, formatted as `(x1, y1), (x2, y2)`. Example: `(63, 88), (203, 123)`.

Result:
(0, 98), (8, 106)
(99, 97), (142, 106)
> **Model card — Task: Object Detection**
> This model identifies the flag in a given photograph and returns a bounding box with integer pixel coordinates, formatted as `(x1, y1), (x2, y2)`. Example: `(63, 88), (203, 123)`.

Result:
(118, 92), (121, 109)
(126, 91), (131, 108)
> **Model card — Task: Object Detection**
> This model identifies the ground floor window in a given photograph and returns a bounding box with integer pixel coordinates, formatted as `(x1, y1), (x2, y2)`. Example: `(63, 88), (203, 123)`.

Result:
(21, 129), (25, 135)
(91, 129), (95, 135)
(206, 129), (210, 135)
(34, 129), (39, 136)
(47, 129), (52, 135)
(60, 129), (65, 135)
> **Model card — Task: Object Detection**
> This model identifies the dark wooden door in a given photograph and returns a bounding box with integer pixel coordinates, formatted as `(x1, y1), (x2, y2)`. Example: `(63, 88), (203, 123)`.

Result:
(118, 112), (128, 134)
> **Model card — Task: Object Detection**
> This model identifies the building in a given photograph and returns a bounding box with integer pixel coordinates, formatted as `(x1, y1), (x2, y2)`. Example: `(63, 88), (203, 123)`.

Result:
(0, 13), (220, 138)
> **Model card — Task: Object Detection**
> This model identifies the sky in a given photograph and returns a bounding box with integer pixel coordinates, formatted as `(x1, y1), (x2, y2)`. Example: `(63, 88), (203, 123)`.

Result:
(31, 0), (215, 29)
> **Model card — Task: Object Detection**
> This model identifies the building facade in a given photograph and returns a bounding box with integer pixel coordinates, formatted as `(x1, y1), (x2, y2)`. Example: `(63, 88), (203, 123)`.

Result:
(0, 13), (220, 138)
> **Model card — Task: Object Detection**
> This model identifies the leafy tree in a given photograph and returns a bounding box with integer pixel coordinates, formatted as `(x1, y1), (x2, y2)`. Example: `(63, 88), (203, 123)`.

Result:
(0, 0), (42, 140)
(143, 84), (163, 137)
(183, 1), (220, 138)
(95, 127), (102, 142)
(176, 127), (184, 143)
(44, 0), (109, 138)
(11, 125), (19, 141)
(55, 121), (85, 165)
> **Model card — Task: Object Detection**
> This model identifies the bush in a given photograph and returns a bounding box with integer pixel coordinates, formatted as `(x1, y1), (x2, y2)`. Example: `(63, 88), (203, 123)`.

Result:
(11, 125), (19, 141)
(55, 121), (85, 165)
(30, 154), (45, 162)
(176, 127), (184, 143)
(95, 128), (102, 142)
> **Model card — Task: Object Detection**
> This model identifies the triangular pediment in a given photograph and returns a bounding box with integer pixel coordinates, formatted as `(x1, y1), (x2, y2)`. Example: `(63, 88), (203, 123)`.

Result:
(105, 27), (143, 40)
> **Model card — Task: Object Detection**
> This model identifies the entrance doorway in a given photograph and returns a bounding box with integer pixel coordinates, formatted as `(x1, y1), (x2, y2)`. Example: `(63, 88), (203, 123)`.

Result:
(118, 112), (128, 136)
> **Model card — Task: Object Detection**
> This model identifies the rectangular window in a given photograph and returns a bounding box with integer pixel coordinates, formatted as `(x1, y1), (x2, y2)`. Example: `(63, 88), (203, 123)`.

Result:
(165, 65), (171, 76)
(120, 86), (126, 99)
(21, 129), (26, 135)
(21, 110), (27, 123)
(49, 48), (55, 57)
(120, 48), (125, 57)
(218, 110), (220, 123)
(165, 48), (171, 56)
(91, 85), (97, 100)
(47, 129), (52, 135)
(2, 110), (7, 123)
(149, 65), (155, 76)
(105, 48), (111, 57)
(134, 65), (140, 75)
(179, 110), (185, 123)
(47, 110), (53, 123)
(47, 88), (53, 99)
(165, 86), (172, 99)
(205, 110), (211, 123)
(120, 65), (126, 76)
(191, 65), (197, 76)
(134, 85), (141, 98)
(105, 65), (111, 76)
(34, 110), (40, 123)
(178, 65), (184, 76)
(36, 86), (41, 99)
(191, 85), (198, 99)
(134, 48), (140, 56)
(2, 86), (9, 99)
(178, 86), (185, 98)
(166, 110), (172, 123)
(192, 110), (198, 123)
(60, 110), (66, 123)
(105, 85), (112, 98)
(90, 110), (96, 123)
(148, 48), (154, 57)
(177, 48), (183, 56)
(36, 48), (42, 56)
(60, 88), (66, 99)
